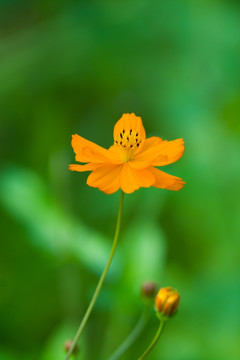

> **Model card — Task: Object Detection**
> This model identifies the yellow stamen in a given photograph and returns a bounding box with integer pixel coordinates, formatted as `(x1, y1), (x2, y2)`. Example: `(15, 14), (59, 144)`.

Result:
(114, 128), (142, 161)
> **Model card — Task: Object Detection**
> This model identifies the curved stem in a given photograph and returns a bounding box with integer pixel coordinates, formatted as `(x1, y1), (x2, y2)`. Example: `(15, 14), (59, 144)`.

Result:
(107, 306), (151, 360)
(65, 191), (125, 360)
(137, 320), (165, 360)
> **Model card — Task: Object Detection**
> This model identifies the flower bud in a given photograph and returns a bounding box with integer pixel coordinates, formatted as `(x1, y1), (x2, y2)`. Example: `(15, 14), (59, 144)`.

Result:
(64, 340), (79, 355)
(141, 281), (157, 299)
(155, 287), (180, 318)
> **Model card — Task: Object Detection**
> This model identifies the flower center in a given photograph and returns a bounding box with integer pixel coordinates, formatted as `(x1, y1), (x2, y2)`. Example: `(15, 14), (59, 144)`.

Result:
(114, 129), (142, 161)
(114, 129), (142, 149)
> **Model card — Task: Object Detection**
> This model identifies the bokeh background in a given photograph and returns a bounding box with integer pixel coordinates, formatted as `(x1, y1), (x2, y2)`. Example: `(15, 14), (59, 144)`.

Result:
(1, 1), (240, 359)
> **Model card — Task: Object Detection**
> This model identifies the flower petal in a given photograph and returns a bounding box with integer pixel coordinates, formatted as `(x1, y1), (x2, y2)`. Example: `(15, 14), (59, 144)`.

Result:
(71, 134), (119, 164)
(131, 137), (168, 168)
(69, 163), (101, 172)
(108, 144), (125, 164)
(148, 167), (185, 191)
(120, 163), (155, 194)
(87, 164), (122, 194)
(113, 113), (146, 145)
(152, 138), (185, 166)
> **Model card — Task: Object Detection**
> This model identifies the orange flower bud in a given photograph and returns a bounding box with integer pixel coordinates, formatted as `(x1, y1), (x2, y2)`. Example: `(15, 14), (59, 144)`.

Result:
(155, 287), (180, 318)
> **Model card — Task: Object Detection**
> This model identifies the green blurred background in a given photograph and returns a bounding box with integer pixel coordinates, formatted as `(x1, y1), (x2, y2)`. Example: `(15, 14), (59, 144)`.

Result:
(1, 1), (240, 359)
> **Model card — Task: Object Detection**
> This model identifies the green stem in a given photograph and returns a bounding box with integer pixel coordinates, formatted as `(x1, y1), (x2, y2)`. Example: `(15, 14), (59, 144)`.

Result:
(137, 320), (165, 360)
(107, 306), (151, 360)
(65, 191), (125, 360)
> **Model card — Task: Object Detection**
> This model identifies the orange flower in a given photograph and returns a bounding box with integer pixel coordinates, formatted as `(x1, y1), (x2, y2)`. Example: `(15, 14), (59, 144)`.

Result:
(69, 113), (185, 194)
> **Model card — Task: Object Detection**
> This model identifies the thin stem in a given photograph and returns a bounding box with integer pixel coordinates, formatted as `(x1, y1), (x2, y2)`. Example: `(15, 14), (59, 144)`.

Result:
(137, 320), (165, 360)
(107, 306), (151, 360)
(65, 191), (125, 360)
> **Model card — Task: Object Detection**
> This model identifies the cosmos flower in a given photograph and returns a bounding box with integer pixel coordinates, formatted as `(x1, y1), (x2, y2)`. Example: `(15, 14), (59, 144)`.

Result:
(69, 113), (185, 194)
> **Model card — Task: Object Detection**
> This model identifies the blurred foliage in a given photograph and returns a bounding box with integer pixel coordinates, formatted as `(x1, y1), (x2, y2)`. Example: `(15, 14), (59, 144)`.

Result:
(1, 1), (240, 359)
